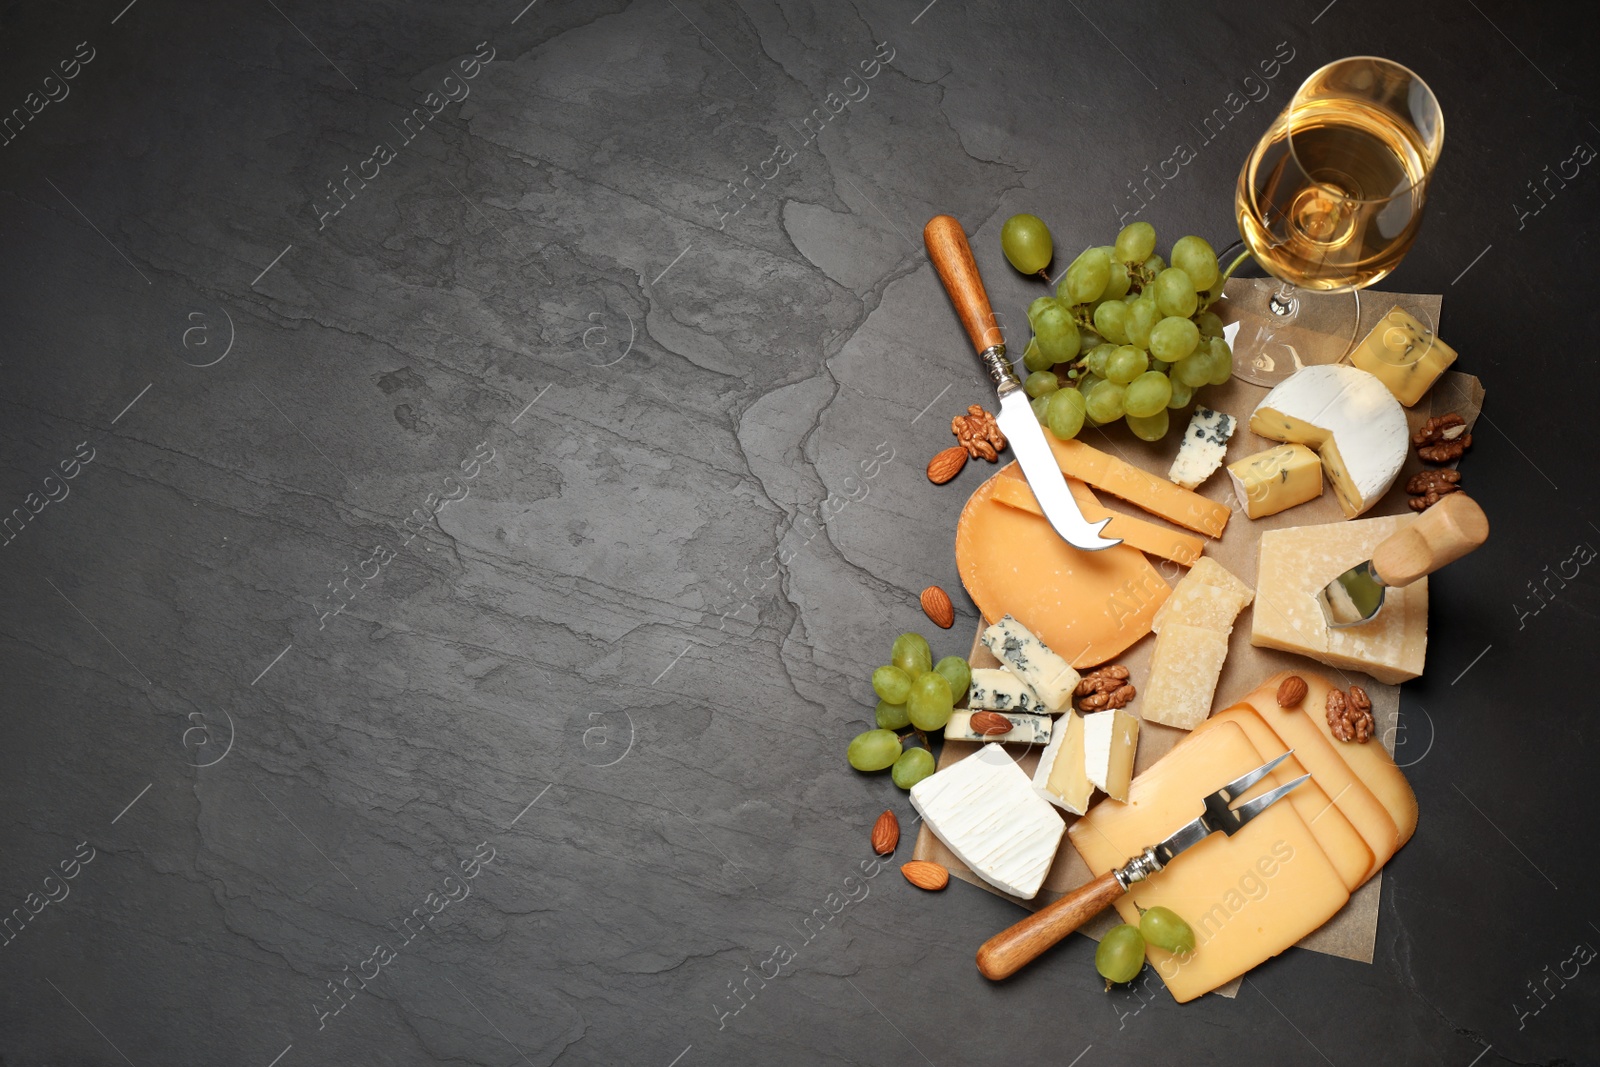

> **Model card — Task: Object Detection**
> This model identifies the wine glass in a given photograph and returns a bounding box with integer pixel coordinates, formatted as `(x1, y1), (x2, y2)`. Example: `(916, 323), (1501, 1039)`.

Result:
(1225, 57), (1444, 385)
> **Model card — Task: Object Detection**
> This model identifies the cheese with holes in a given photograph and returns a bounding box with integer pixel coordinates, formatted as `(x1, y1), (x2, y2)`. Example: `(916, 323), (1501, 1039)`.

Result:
(991, 472), (1204, 566)
(1250, 365), (1408, 518)
(1152, 557), (1254, 635)
(1067, 719), (1350, 1003)
(1082, 708), (1139, 802)
(1252, 515), (1428, 684)
(1350, 306), (1458, 407)
(1228, 443), (1323, 519)
(981, 616), (1081, 713)
(1141, 623), (1230, 730)
(1045, 437), (1232, 537)
(911, 745), (1065, 899)
(967, 668), (1046, 715)
(1032, 710), (1093, 815)
(944, 709), (1052, 745)
(1168, 407), (1236, 490)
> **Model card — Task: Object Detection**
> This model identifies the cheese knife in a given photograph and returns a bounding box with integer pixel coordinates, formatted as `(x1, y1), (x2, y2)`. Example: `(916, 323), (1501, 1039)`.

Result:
(976, 751), (1308, 980)
(923, 215), (1121, 551)
(1318, 492), (1489, 628)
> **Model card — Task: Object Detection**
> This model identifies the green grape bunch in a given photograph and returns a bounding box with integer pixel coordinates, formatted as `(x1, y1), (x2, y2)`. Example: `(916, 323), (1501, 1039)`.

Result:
(1012, 222), (1234, 444)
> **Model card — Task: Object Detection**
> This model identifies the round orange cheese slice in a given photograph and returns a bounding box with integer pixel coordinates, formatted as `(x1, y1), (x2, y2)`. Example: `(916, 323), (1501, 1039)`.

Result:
(955, 463), (1170, 669)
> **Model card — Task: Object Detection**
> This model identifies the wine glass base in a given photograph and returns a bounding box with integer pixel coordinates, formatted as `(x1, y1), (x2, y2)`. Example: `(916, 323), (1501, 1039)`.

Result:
(1215, 279), (1362, 388)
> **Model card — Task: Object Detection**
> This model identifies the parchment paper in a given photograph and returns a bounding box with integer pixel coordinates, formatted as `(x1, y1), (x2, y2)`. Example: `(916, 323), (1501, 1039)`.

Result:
(914, 286), (1483, 997)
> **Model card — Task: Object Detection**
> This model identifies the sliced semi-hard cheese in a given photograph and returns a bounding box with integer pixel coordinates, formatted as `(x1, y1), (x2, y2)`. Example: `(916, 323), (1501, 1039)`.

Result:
(1067, 720), (1350, 1003)
(1252, 515), (1428, 684)
(1250, 365), (1408, 518)
(1082, 708), (1139, 802)
(1045, 437), (1232, 538)
(1141, 623), (1229, 730)
(1350, 306), (1458, 407)
(990, 470), (1204, 566)
(1167, 407), (1236, 490)
(981, 615), (1081, 713)
(944, 709), (1052, 745)
(1227, 443), (1323, 519)
(911, 745), (1065, 899)
(1151, 556), (1254, 635)
(967, 668), (1047, 715)
(1032, 710), (1093, 815)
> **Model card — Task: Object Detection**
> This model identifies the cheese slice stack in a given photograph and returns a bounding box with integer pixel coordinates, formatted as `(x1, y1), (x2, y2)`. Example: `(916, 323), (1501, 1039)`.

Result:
(1142, 558), (1254, 730)
(1249, 365), (1408, 518)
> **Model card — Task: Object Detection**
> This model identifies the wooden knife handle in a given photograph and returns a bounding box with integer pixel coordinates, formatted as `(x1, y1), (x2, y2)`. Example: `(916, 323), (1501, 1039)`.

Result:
(976, 869), (1125, 981)
(924, 215), (1004, 354)
(1373, 492), (1489, 588)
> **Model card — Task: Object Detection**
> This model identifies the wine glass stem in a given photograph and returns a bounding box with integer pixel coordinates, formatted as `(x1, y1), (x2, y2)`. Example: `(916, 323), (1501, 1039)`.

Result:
(1269, 280), (1298, 318)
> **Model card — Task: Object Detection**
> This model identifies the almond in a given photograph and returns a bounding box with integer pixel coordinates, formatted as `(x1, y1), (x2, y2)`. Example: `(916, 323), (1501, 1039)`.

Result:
(969, 711), (1013, 736)
(900, 860), (949, 891)
(1276, 675), (1308, 708)
(926, 446), (968, 485)
(870, 810), (899, 856)
(920, 585), (955, 629)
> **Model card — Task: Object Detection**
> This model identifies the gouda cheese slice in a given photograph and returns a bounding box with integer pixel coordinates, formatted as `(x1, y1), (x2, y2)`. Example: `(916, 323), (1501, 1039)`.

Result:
(1045, 437), (1232, 538)
(989, 469), (1204, 566)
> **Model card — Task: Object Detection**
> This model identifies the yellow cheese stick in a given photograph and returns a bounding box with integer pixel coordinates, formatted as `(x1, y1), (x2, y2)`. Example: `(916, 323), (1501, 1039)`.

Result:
(990, 471), (1205, 566)
(1045, 437), (1232, 538)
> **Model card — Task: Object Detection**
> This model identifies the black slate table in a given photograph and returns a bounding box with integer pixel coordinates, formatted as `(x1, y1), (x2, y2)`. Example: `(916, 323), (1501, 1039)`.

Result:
(2, 1), (1597, 1064)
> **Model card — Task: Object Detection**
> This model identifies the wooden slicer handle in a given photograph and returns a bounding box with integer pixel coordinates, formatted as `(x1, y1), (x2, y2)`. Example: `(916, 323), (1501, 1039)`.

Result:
(1373, 492), (1490, 588)
(976, 869), (1126, 981)
(924, 215), (1004, 354)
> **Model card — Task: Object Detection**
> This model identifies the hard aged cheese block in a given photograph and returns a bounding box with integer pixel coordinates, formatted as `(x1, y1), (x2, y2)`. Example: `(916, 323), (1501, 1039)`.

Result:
(1350, 306), (1458, 407)
(1045, 436), (1232, 538)
(956, 466), (1171, 668)
(1082, 708), (1139, 802)
(1250, 365), (1408, 518)
(982, 615), (1081, 713)
(1141, 623), (1230, 730)
(1151, 556), (1254, 635)
(1167, 407), (1237, 490)
(967, 668), (1047, 715)
(910, 745), (1065, 899)
(990, 470), (1204, 566)
(1227, 443), (1323, 519)
(1067, 720), (1350, 1003)
(1032, 710), (1093, 815)
(1252, 515), (1428, 685)
(944, 709), (1052, 745)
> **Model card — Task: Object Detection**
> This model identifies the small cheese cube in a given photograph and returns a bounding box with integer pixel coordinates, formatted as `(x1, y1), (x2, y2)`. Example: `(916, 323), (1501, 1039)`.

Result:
(981, 615), (1080, 713)
(967, 668), (1047, 715)
(1227, 443), (1323, 519)
(1350, 306), (1458, 407)
(1032, 711), (1093, 814)
(1167, 407), (1236, 490)
(944, 709), (1052, 745)
(911, 746), (1065, 899)
(1141, 623), (1230, 730)
(1082, 708), (1139, 802)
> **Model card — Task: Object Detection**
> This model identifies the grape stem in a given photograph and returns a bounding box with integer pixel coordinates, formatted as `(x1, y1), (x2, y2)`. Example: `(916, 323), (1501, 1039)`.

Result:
(1036, 269), (1051, 283)
(1215, 249), (1252, 293)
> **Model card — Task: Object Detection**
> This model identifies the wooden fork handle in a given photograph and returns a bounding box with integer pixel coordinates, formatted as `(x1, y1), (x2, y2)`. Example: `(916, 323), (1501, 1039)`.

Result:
(976, 870), (1126, 981)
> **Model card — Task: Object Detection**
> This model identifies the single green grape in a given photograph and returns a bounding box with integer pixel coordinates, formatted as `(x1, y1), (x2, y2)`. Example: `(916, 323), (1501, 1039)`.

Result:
(1142, 253), (1166, 276)
(1024, 370), (1060, 398)
(1078, 327), (1103, 351)
(1064, 248), (1112, 304)
(1113, 221), (1156, 264)
(872, 665), (912, 704)
(1149, 316), (1201, 362)
(1092, 299), (1131, 345)
(1139, 906), (1197, 954)
(1207, 337), (1234, 386)
(934, 656), (971, 702)
(1078, 372), (1102, 396)
(1033, 304), (1081, 363)
(1166, 379), (1196, 409)
(1154, 267), (1198, 318)
(1173, 349), (1213, 387)
(1127, 297), (1160, 349)
(1170, 235), (1219, 291)
(1022, 337), (1053, 373)
(1084, 343), (1114, 378)
(906, 671), (953, 731)
(891, 747), (936, 790)
(1096, 923), (1146, 986)
(890, 632), (932, 679)
(847, 729), (902, 772)
(1105, 259), (1133, 300)
(1125, 408), (1170, 441)
(1001, 214), (1053, 275)
(1123, 371), (1172, 418)
(1084, 380), (1126, 423)
(1047, 387), (1087, 441)
(1194, 310), (1224, 340)
(1150, 357), (1171, 374)
(1030, 394), (1052, 421)
(1106, 345), (1148, 385)
(876, 699), (910, 730)
(1027, 295), (1058, 324)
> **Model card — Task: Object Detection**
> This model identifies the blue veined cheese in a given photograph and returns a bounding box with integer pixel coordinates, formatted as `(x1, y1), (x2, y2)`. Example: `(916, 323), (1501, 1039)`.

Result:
(1167, 407), (1237, 490)
(944, 709), (1052, 745)
(967, 668), (1047, 714)
(911, 745), (1065, 899)
(980, 615), (1080, 712)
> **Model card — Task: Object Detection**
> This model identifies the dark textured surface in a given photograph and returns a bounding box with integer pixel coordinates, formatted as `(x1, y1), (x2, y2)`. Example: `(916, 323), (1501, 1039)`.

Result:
(2, 1), (1598, 1064)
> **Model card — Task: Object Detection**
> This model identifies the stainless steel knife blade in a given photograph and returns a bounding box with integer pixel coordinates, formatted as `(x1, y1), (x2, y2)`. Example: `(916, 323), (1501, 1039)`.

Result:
(993, 387), (1121, 551)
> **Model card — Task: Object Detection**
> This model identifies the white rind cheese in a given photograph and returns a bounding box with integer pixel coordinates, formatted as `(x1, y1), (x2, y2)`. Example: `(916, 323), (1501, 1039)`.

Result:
(944, 709), (1052, 745)
(981, 615), (1080, 713)
(1082, 708), (1140, 802)
(911, 745), (1065, 899)
(1032, 711), (1093, 815)
(1168, 407), (1236, 490)
(967, 668), (1047, 715)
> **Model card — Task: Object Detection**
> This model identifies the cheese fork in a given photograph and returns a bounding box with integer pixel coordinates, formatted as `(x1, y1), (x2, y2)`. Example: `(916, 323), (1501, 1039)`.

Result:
(976, 752), (1309, 981)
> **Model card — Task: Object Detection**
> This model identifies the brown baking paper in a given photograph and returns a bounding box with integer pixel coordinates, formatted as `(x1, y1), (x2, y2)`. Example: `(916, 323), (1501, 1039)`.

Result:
(914, 285), (1482, 998)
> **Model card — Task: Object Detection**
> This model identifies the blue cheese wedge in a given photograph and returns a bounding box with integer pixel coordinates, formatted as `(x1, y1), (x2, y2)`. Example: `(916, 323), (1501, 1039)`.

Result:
(980, 616), (1080, 713)
(911, 745), (1065, 899)
(967, 668), (1047, 715)
(1168, 406), (1237, 490)
(944, 709), (1052, 745)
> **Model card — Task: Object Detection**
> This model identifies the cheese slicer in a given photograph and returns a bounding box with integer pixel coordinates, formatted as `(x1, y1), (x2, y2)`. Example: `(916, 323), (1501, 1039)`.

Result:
(976, 752), (1308, 980)
(1318, 492), (1489, 629)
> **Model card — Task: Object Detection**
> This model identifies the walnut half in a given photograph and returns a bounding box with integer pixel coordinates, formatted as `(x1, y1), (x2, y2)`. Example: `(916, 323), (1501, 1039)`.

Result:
(1414, 413), (1472, 464)
(952, 405), (1007, 462)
